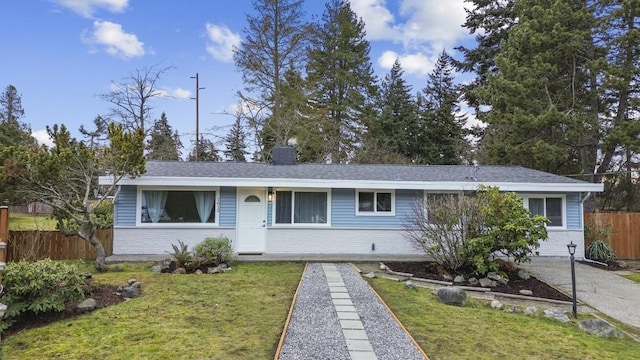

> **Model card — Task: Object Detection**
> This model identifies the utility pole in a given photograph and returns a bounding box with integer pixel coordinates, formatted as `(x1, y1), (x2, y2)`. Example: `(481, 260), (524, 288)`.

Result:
(190, 73), (205, 161)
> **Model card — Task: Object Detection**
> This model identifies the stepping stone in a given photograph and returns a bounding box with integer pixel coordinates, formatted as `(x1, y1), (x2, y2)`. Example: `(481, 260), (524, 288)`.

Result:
(331, 292), (351, 299)
(340, 320), (364, 329)
(337, 311), (360, 320)
(343, 329), (369, 340)
(335, 305), (357, 312)
(349, 351), (378, 360)
(329, 286), (348, 293)
(333, 299), (353, 306)
(346, 339), (374, 352)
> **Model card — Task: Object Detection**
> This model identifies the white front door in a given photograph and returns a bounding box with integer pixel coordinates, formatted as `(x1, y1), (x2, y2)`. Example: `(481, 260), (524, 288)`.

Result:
(236, 188), (267, 254)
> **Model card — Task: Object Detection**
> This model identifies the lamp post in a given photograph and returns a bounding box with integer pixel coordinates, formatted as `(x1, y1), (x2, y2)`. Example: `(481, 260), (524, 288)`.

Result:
(567, 241), (578, 318)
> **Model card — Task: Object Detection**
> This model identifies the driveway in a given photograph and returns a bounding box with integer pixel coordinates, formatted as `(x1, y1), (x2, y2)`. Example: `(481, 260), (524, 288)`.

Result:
(521, 257), (640, 328)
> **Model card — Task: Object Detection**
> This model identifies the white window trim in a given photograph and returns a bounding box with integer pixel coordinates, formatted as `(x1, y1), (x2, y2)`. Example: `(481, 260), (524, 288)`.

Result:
(136, 186), (220, 227)
(423, 191), (463, 224)
(271, 188), (331, 227)
(522, 194), (566, 229)
(355, 189), (396, 216)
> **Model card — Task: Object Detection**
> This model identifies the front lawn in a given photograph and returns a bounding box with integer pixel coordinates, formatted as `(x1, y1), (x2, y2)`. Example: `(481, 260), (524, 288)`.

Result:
(623, 273), (640, 284)
(1, 262), (304, 359)
(370, 278), (640, 360)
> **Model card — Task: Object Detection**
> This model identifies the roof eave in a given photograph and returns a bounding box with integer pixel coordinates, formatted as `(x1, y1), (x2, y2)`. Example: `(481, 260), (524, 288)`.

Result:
(104, 176), (604, 193)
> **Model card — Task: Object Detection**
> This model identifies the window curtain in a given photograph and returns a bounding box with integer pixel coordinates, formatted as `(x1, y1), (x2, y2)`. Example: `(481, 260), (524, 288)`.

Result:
(144, 191), (168, 223)
(294, 192), (327, 223)
(276, 191), (292, 224)
(194, 191), (215, 223)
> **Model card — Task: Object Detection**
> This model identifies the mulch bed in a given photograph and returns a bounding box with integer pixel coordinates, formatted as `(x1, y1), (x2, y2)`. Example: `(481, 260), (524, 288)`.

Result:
(384, 261), (572, 302)
(2, 284), (125, 338)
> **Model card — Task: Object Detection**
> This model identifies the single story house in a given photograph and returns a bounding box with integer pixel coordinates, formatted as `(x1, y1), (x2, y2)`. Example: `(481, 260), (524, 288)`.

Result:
(102, 147), (604, 260)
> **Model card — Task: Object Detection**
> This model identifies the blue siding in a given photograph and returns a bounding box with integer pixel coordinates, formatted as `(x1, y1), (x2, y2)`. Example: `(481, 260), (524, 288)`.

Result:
(332, 188), (421, 228)
(115, 185), (136, 226)
(566, 192), (581, 230)
(219, 187), (236, 227)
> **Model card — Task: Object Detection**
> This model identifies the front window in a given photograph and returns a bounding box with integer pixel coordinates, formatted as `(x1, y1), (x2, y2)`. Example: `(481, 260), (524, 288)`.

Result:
(357, 190), (394, 215)
(141, 190), (216, 224)
(527, 197), (563, 227)
(275, 190), (328, 224)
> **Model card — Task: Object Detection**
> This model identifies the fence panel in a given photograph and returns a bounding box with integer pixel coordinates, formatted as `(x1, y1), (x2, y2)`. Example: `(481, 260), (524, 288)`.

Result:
(584, 212), (640, 260)
(6, 230), (113, 262)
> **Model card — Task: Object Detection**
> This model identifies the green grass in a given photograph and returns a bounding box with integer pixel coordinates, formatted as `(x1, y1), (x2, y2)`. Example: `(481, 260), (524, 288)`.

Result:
(623, 273), (640, 284)
(1, 262), (304, 360)
(8, 213), (58, 230)
(370, 278), (640, 360)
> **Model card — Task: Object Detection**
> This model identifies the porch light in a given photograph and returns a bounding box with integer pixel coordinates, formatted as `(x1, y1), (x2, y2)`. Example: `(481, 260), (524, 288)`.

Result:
(567, 241), (578, 318)
(268, 188), (273, 203)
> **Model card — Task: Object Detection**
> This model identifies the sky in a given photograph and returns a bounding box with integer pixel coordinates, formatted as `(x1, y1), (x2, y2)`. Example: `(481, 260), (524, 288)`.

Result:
(0, 0), (475, 151)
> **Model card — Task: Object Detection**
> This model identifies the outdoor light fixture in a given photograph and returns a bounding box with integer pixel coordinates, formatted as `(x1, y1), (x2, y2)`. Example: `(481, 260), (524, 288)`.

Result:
(268, 188), (273, 203)
(567, 241), (578, 318)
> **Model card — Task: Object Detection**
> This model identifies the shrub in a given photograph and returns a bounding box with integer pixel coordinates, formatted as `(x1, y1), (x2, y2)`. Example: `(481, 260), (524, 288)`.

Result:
(586, 240), (618, 262)
(1, 259), (85, 332)
(194, 236), (234, 266)
(167, 240), (193, 268)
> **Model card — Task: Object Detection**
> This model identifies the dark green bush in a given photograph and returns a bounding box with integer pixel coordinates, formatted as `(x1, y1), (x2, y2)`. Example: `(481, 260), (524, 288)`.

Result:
(586, 240), (618, 262)
(1, 258), (84, 332)
(194, 236), (234, 266)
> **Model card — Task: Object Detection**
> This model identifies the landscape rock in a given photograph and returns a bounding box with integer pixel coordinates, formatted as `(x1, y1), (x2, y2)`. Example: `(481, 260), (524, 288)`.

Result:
(579, 319), (624, 338)
(404, 280), (416, 290)
(122, 281), (142, 298)
(487, 272), (509, 285)
(437, 287), (467, 306)
(127, 278), (137, 286)
(76, 298), (97, 313)
(219, 263), (229, 269)
(442, 274), (453, 281)
(453, 275), (465, 284)
(151, 260), (171, 273)
(151, 264), (163, 273)
(78, 272), (93, 279)
(519, 289), (533, 296)
(479, 278), (497, 288)
(208, 267), (220, 274)
(524, 306), (538, 315)
(221, 267), (232, 273)
(379, 263), (389, 271)
(194, 269), (203, 275)
(172, 267), (186, 274)
(363, 272), (376, 279)
(491, 300), (503, 309)
(517, 268), (530, 280)
(544, 308), (570, 323)
(468, 277), (479, 286)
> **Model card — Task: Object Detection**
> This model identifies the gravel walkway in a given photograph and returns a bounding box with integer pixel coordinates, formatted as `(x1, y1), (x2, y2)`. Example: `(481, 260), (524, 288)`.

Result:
(278, 263), (427, 360)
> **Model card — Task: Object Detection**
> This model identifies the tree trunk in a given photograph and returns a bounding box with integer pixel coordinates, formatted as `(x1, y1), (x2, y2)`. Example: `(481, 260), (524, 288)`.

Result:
(93, 238), (108, 272)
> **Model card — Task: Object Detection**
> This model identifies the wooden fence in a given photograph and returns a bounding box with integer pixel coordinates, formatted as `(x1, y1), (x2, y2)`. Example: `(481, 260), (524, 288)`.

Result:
(584, 212), (640, 260)
(6, 229), (113, 262)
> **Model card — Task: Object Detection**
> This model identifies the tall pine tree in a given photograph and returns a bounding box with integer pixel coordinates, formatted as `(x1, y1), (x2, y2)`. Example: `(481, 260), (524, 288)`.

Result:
(223, 115), (249, 162)
(306, 0), (379, 163)
(417, 51), (468, 165)
(188, 137), (220, 162)
(233, 0), (308, 160)
(146, 112), (182, 160)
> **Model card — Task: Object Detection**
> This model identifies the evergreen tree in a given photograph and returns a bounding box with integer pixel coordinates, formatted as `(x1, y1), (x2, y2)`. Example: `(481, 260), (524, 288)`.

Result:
(476, 0), (596, 174)
(146, 112), (182, 160)
(223, 115), (249, 162)
(418, 51), (468, 165)
(363, 59), (414, 162)
(306, 0), (379, 163)
(234, 0), (308, 160)
(188, 137), (220, 162)
(0, 84), (34, 148)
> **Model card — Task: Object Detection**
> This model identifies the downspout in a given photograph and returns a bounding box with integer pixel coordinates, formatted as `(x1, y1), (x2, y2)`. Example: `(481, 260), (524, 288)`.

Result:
(579, 192), (592, 260)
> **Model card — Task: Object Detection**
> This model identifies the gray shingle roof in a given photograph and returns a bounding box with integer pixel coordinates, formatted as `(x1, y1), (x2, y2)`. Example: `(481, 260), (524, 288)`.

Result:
(142, 161), (588, 184)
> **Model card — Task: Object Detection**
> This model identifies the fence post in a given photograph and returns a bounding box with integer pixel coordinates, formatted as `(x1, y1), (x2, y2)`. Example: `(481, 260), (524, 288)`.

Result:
(0, 205), (9, 338)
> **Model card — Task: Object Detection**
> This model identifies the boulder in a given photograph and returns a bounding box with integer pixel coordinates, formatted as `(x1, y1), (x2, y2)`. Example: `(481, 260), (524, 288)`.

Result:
(487, 272), (509, 285)
(437, 287), (467, 306)
(524, 306), (538, 315)
(363, 272), (376, 279)
(544, 308), (570, 323)
(453, 275), (465, 284)
(579, 319), (624, 338)
(122, 282), (142, 298)
(479, 278), (497, 288)
(127, 278), (137, 286)
(519, 289), (533, 296)
(517, 268), (530, 280)
(194, 269), (203, 275)
(76, 298), (97, 313)
(442, 274), (453, 281)
(172, 267), (187, 274)
(404, 280), (416, 290)
(468, 277), (479, 286)
(491, 300), (503, 309)
(208, 267), (220, 274)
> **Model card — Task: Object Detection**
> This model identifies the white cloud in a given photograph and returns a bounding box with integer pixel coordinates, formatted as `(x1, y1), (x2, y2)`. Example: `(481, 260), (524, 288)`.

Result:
(351, 0), (468, 47)
(205, 23), (241, 62)
(32, 129), (55, 148)
(83, 21), (145, 59)
(378, 50), (438, 77)
(158, 87), (192, 99)
(51, 0), (128, 18)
